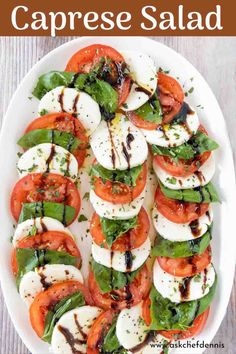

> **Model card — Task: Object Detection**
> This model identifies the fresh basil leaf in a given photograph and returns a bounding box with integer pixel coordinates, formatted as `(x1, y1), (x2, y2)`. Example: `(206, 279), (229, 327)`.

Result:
(92, 260), (139, 294)
(17, 129), (82, 152)
(134, 99), (162, 124)
(100, 216), (138, 248)
(152, 231), (212, 258)
(90, 163), (142, 187)
(159, 181), (220, 203)
(42, 291), (85, 343)
(18, 202), (75, 226)
(102, 317), (120, 352)
(152, 131), (219, 161)
(33, 71), (75, 100)
(84, 79), (118, 113)
(150, 278), (217, 331)
(15, 248), (77, 289)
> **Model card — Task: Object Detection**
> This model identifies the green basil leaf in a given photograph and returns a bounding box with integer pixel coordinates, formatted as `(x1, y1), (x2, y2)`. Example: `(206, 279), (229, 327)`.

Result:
(17, 129), (82, 152)
(134, 99), (162, 124)
(150, 277), (217, 330)
(100, 216), (138, 248)
(83, 79), (118, 113)
(102, 317), (120, 352)
(18, 202), (75, 226)
(152, 131), (219, 161)
(42, 291), (85, 343)
(15, 248), (77, 289)
(91, 260), (139, 294)
(159, 181), (220, 203)
(152, 231), (212, 258)
(33, 71), (75, 100)
(90, 163), (142, 187)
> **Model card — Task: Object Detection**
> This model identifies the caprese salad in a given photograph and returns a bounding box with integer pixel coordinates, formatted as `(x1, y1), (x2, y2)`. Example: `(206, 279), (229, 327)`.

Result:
(8, 43), (220, 354)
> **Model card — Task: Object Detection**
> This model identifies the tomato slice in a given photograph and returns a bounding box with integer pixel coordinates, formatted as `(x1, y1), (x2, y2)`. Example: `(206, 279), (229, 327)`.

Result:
(10, 173), (80, 223)
(90, 207), (150, 252)
(89, 265), (151, 311)
(29, 280), (93, 338)
(87, 310), (116, 354)
(128, 110), (160, 130)
(11, 231), (82, 275)
(93, 162), (147, 204)
(25, 113), (88, 168)
(154, 126), (211, 177)
(157, 247), (211, 277)
(155, 185), (209, 224)
(160, 308), (210, 340)
(65, 44), (130, 106)
(142, 295), (152, 326)
(158, 72), (184, 124)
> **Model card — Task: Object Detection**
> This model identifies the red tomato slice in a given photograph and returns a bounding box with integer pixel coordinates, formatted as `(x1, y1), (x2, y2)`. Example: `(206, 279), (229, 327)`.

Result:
(157, 247), (212, 277)
(160, 308), (210, 340)
(29, 280), (93, 338)
(142, 295), (152, 326)
(90, 207), (150, 252)
(154, 125), (211, 177)
(155, 185), (209, 224)
(128, 111), (160, 130)
(10, 173), (80, 223)
(65, 44), (130, 106)
(87, 310), (116, 354)
(93, 162), (147, 204)
(158, 72), (184, 124)
(89, 265), (151, 311)
(11, 231), (82, 275)
(25, 113), (88, 168)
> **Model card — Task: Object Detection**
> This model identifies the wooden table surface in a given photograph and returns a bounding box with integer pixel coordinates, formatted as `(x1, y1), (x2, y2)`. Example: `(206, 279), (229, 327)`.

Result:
(0, 36), (235, 354)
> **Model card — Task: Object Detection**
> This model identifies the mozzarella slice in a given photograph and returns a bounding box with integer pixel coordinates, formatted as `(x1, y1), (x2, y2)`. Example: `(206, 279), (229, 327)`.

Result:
(19, 265), (83, 306)
(17, 143), (78, 181)
(153, 259), (216, 303)
(90, 189), (146, 220)
(91, 237), (151, 272)
(51, 306), (102, 354)
(153, 154), (215, 190)
(12, 217), (73, 246)
(90, 114), (148, 170)
(141, 109), (199, 147)
(116, 303), (148, 350)
(152, 205), (213, 242)
(121, 51), (157, 111)
(38, 86), (101, 135)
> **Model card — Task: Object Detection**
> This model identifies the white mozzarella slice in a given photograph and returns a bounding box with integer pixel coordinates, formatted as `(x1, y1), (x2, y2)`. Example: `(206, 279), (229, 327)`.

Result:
(121, 51), (157, 111)
(19, 265), (83, 306)
(153, 259), (216, 303)
(152, 205), (213, 242)
(141, 110), (199, 147)
(116, 303), (148, 350)
(12, 217), (73, 246)
(51, 306), (102, 354)
(91, 237), (151, 272)
(90, 114), (148, 170)
(153, 154), (215, 190)
(90, 189), (146, 220)
(38, 86), (101, 135)
(17, 143), (78, 181)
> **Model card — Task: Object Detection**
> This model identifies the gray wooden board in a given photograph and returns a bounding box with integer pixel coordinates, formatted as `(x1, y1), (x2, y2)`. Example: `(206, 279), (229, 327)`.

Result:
(0, 36), (235, 354)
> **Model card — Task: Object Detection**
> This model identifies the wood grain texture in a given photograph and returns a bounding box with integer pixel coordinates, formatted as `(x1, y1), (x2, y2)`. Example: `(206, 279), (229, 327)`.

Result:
(0, 36), (235, 354)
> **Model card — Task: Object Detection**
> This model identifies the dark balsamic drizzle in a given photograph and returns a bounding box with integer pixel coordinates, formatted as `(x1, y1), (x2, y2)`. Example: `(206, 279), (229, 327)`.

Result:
(45, 145), (55, 172)
(126, 133), (135, 150)
(107, 122), (118, 169)
(206, 210), (211, 222)
(195, 186), (205, 203)
(122, 142), (131, 170)
(72, 94), (80, 117)
(189, 219), (201, 237)
(179, 277), (191, 301)
(194, 170), (205, 184)
(57, 325), (84, 354)
(58, 88), (65, 112)
(40, 217), (48, 232)
(38, 270), (51, 289)
(74, 313), (87, 342)
(202, 268), (208, 293)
